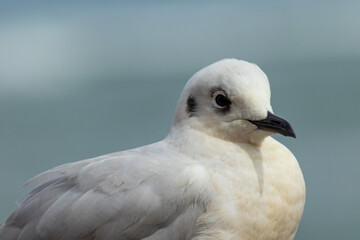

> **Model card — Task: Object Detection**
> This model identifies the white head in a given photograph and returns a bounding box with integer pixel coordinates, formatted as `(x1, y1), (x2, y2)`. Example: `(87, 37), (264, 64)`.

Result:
(171, 59), (295, 144)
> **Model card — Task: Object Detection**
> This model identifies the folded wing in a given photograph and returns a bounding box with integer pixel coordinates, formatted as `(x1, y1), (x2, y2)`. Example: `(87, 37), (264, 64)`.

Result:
(0, 147), (208, 240)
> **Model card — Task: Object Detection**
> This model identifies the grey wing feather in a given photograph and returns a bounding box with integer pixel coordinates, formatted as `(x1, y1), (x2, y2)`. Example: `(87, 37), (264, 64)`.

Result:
(0, 150), (207, 240)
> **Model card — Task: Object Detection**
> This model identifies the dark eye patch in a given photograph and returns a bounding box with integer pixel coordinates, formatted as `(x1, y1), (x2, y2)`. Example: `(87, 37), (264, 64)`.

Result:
(186, 95), (197, 117)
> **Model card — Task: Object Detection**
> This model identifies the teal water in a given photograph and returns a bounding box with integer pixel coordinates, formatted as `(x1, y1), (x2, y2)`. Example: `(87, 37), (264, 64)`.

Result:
(1, 1), (360, 239)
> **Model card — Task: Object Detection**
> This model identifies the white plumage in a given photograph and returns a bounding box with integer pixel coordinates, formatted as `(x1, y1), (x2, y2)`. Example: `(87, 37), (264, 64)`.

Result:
(0, 59), (305, 240)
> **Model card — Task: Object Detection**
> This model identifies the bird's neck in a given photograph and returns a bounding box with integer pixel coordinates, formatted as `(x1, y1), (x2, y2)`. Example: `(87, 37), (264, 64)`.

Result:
(165, 124), (265, 162)
(167, 120), (270, 149)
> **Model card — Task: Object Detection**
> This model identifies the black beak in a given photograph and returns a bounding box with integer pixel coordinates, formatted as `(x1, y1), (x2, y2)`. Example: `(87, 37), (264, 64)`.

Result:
(248, 111), (296, 138)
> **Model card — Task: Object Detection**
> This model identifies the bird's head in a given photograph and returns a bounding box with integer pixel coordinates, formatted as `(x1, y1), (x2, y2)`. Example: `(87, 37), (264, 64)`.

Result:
(172, 59), (295, 144)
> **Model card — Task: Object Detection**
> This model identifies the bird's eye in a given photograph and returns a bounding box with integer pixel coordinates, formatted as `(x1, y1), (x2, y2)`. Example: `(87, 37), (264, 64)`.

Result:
(213, 91), (231, 108)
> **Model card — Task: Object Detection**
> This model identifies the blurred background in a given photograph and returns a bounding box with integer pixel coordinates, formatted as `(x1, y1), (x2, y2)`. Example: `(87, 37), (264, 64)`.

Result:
(0, 1), (359, 239)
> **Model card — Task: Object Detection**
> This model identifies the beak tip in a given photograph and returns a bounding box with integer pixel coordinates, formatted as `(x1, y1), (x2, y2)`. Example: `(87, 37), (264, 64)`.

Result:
(283, 124), (296, 138)
(287, 131), (296, 138)
(281, 122), (296, 139)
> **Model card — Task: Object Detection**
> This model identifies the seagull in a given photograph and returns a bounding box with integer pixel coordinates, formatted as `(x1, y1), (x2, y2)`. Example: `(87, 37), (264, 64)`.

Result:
(0, 59), (305, 240)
